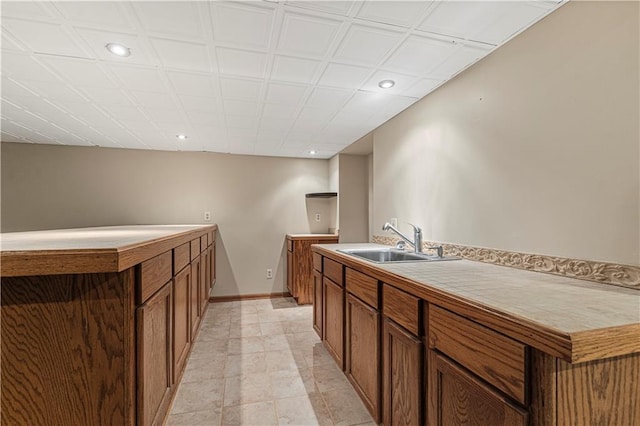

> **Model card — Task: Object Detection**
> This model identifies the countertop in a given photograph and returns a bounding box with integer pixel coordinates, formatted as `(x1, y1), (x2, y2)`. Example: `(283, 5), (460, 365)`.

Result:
(1, 224), (216, 277)
(313, 243), (640, 363)
(286, 233), (339, 240)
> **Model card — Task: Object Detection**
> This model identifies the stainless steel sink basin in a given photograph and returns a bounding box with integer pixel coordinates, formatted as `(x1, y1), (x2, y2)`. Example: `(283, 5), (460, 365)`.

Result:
(338, 248), (459, 263)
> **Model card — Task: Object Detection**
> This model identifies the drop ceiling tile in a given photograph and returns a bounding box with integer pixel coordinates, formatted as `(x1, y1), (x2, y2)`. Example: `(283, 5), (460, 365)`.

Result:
(1, 119), (56, 144)
(477, 2), (552, 45)
(211, 2), (274, 49)
(0, 131), (24, 143)
(149, 37), (212, 72)
(262, 103), (298, 119)
(333, 24), (404, 66)
(193, 125), (226, 141)
(2, 32), (24, 51)
(1, 78), (39, 99)
(178, 95), (219, 112)
(317, 63), (372, 89)
(2, 52), (60, 82)
(53, 101), (112, 124)
(53, 1), (135, 31)
(402, 78), (444, 99)
(20, 80), (88, 102)
(108, 64), (167, 92)
(220, 77), (263, 100)
(286, 1), (357, 16)
(306, 87), (352, 109)
(1, 1), (56, 21)
(383, 34), (457, 75)
(417, 1), (504, 42)
(278, 10), (342, 57)
(167, 71), (216, 97)
(259, 117), (294, 132)
(186, 110), (221, 126)
(130, 90), (177, 109)
(217, 47), (267, 79)
(2, 18), (90, 58)
(290, 120), (326, 134)
(265, 82), (309, 105)
(5, 96), (72, 123)
(41, 56), (117, 87)
(78, 87), (134, 106)
(360, 70), (418, 95)
(224, 99), (258, 117)
(143, 108), (187, 126)
(73, 28), (155, 66)
(297, 107), (334, 122)
(430, 44), (492, 79)
(132, 1), (204, 40)
(101, 104), (148, 122)
(271, 55), (321, 84)
(356, 1), (434, 28)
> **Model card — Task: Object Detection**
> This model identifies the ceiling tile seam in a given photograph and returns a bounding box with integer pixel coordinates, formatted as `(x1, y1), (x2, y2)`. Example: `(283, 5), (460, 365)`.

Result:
(129, 2), (207, 45)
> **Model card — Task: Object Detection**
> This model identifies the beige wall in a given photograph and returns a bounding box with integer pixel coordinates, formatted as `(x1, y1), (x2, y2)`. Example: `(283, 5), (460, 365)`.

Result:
(337, 154), (369, 243)
(374, 1), (639, 265)
(1, 142), (331, 296)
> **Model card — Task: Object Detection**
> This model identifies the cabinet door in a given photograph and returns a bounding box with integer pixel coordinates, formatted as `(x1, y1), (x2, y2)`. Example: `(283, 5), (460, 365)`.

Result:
(295, 240), (315, 305)
(173, 266), (191, 383)
(287, 249), (294, 297)
(199, 249), (209, 317)
(190, 255), (202, 338)
(323, 277), (344, 369)
(428, 350), (528, 426)
(383, 318), (422, 426)
(313, 270), (323, 338)
(346, 294), (380, 422)
(137, 281), (173, 426)
(207, 244), (215, 289)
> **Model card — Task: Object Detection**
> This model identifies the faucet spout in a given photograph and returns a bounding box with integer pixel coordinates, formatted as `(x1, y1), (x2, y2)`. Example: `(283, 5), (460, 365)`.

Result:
(382, 222), (423, 253)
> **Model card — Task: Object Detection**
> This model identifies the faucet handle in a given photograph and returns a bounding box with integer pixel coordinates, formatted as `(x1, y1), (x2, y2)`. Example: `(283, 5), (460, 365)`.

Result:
(407, 223), (422, 234)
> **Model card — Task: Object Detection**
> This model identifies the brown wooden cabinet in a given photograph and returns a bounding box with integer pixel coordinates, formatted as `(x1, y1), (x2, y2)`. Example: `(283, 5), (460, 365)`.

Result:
(323, 276), (344, 369)
(286, 234), (338, 304)
(136, 280), (173, 426)
(200, 248), (208, 317)
(190, 254), (202, 338)
(313, 269), (323, 337)
(383, 317), (423, 426)
(173, 264), (191, 383)
(428, 350), (528, 426)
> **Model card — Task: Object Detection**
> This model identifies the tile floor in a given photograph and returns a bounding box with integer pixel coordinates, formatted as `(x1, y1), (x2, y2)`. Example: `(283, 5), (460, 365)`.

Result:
(167, 297), (375, 426)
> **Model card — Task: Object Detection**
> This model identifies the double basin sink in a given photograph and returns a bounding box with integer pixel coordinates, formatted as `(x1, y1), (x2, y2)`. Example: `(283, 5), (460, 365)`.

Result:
(338, 248), (459, 264)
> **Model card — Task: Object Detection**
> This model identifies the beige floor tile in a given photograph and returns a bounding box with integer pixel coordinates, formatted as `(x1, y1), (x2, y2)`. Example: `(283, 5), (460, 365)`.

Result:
(271, 368), (316, 399)
(260, 321), (286, 336)
(171, 378), (225, 414)
(227, 336), (265, 355)
(181, 354), (227, 383)
(311, 364), (352, 393)
(322, 387), (374, 426)
(262, 334), (289, 351)
(166, 407), (222, 426)
(223, 372), (274, 406)
(224, 352), (267, 377)
(265, 349), (305, 372)
(302, 344), (336, 368)
(229, 323), (262, 338)
(190, 339), (229, 360)
(221, 401), (278, 425)
(230, 312), (260, 325)
(276, 393), (333, 425)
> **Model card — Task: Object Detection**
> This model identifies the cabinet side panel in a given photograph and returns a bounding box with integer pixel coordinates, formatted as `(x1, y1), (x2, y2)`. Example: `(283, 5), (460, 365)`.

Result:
(557, 353), (640, 426)
(1, 271), (133, 426)
(530, 350), (557, 426)
(294, 240), (314, 305)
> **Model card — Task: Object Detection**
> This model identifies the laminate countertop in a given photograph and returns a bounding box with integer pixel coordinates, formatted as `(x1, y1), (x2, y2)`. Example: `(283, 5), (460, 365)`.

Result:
(286, 234), (339, 240)
(0, 224), (217, 277)
(313, 243), (640, 363)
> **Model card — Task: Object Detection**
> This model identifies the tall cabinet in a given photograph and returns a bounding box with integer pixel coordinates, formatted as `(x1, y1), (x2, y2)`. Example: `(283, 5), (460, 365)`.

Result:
(286, 234), (338, 304)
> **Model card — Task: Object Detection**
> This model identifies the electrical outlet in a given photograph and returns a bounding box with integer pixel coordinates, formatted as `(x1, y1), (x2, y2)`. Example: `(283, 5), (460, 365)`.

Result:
(315, 213), (321, 222)
(204, 211), (211, 222)
(266, 268), (273, 279)
(390, 217), (398, 228)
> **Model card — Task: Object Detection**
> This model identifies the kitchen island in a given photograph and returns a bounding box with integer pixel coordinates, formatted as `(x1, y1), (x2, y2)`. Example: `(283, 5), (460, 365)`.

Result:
(312, 243), (640, 425)
(1, 224), (217, 426)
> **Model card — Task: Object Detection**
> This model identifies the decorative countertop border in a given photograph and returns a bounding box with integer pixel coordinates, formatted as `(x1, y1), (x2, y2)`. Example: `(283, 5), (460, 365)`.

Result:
(372, 235), (640, 290)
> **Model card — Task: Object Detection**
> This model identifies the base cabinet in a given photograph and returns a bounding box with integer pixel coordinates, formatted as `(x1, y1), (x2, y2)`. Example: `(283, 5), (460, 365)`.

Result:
(323, 277), (344, 369)
(313, 270), (323, 337)
(286, 235), (339, 304)
(190, 255), (202, 337)
(137, 281), (173, 426)
(383, 318), (423, 426)
(173, 265), (191, 383)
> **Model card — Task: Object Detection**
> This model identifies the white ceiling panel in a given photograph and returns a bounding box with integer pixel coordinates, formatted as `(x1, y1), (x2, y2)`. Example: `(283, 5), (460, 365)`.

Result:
(278, 10), (342, 57)
(317, 63), (372, 89)
(356, 1), (434, 28)
(2, 18), (90, 58)
(0, 0), (566, 158)
(211, 2), (274, 49)
(217, 47), (267, 79)
(333, 24), (404, 66)
(271, 55), (321, 84)
(150, 38), (212, 72)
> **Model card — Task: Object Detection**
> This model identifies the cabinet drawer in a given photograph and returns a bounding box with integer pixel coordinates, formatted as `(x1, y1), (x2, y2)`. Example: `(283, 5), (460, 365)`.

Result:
(346, 268), (378, 309)
(324, 257), (343, 287)
(190, 238), (199, 261)
(313, 253), (322, 272)
(429, 305), (528, 405)
(174, 242), (190, 273)
(382, 284), (420, 336)
(139, 251), (172, 304)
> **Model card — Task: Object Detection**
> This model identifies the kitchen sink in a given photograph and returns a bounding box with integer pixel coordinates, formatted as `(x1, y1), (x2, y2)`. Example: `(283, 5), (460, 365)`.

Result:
(338, 248), (459, 263)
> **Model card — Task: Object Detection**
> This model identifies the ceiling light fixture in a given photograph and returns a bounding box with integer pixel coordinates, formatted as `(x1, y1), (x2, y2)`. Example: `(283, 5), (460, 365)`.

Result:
(309, 150), (316, 155)
(105, 43), (131, 57)
(176, 134), (188, 140)
(378, 79), (395, 89)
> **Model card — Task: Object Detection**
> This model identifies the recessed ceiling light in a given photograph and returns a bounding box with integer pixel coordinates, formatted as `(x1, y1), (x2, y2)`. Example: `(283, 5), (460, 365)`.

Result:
(176, 134), (188, 140)
(309, 150), (316, 155)
(105, 43), (131, 57)
(378, 79), (395, 89)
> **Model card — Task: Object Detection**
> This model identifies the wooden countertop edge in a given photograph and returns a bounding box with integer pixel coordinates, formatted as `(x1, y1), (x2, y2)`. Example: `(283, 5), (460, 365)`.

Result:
(286, 234), (339, 241)
(1, 225), (217, 277)
(312, 245), (639, 364)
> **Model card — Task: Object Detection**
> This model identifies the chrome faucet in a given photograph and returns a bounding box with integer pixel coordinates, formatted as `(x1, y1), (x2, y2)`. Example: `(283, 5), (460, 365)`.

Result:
(382, 222), (423, 253)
